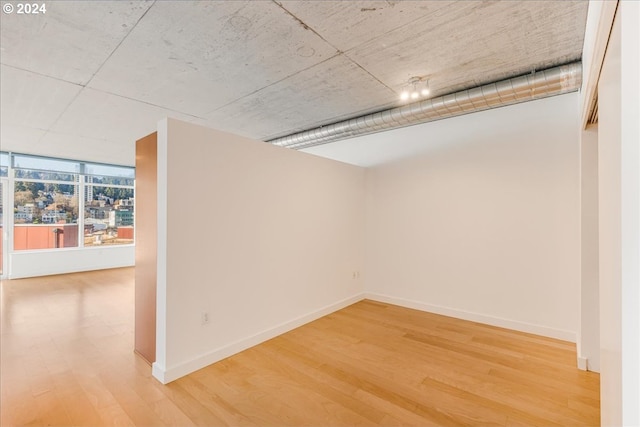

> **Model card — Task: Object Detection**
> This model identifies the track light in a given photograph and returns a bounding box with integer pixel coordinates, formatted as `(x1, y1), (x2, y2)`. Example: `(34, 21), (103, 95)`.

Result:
(400, 76), (431, 102)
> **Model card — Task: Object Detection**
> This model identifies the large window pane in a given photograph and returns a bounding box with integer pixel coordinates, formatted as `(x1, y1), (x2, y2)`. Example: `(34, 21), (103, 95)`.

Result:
(13, 154), (80, 174)
(0, 152), (8, 177)
(86, 175), (134, 187)
(14, 170), (76, 181)
(7, 153), (134, 253)
(84, 186), (134, 246)
(14, 181), (79, 250)
(84, 163), (135, 179)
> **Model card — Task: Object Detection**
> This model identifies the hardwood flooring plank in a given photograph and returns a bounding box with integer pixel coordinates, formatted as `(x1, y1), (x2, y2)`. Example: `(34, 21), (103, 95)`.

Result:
(239, 346), (380, 426)
(33, 389), (73, 426)
(163, 381), (231, 427)
(95, 403), (137, 427)
(257, 344), (391, 424)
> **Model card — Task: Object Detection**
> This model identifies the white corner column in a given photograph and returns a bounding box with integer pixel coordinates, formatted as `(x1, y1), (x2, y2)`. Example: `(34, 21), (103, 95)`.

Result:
(598, 1), (640, 425)
(618, 1), (640, 425)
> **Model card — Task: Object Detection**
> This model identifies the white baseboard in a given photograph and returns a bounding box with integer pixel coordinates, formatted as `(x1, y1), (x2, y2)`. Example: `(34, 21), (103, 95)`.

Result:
(576, 354), (600, 372)
(151, 362), (168, 384)
(364, 292), (577, 343)
(153, 293), (365, 384)
(577, 356), (588, 371)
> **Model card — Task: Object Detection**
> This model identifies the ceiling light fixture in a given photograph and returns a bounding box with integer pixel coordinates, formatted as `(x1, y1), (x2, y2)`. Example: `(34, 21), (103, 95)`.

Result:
(400, 76), (431, 102)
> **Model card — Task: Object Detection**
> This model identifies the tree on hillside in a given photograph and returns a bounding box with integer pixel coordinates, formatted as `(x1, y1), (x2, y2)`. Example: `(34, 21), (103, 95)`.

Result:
(14, 190), (34, 207)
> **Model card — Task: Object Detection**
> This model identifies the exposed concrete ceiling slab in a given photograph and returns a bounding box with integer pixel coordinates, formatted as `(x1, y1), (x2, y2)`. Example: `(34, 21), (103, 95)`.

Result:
(38, 129), (133, 166)
(0, 1), (152, 85)
(206, 53), (398, 140)
(48, 88), (204, 160)
(0, 1), (589, 166)
(0, 124), (47, 155)
(346, 1), (588, 96)
(88, 0), (339, 117)
(0, 65), (82, 131)
(278, 1), (455, 52)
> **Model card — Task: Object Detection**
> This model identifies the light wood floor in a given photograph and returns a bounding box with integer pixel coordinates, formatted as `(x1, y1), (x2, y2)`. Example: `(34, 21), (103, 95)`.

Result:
(1, 268), (600, 426)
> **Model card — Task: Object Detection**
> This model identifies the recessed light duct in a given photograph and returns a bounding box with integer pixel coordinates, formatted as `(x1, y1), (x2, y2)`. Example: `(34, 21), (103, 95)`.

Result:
(268, 61), (582, 150)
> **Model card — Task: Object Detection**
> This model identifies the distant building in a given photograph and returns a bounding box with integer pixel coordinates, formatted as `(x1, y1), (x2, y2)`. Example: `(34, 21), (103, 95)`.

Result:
(14, 211), (32, 222)
(42, 211), (67, 224)
(15, 204), (35, 222)
(86, 206), (110, 220)
(19, 203), (35, 215)
(118, 198), (135, 209)
(85, 176), (94, 203)
(84, 218), (107, 231)
(109, 209), (133, 227)
(97, 194), (114, 205)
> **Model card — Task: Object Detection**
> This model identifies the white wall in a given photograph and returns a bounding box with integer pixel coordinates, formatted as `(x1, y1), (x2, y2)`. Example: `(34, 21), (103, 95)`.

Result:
(598, 2), (640, 426)
(152, 118), (366, 383)
(9, 245), (134, 279)
(579, 126), (600, 372)
(364, 94), (581, 341)
(619, 3), (640, 424)
(598, 10), (623, 426)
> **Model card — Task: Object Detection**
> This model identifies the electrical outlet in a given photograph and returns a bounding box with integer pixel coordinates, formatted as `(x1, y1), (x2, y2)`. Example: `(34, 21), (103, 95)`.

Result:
(201, 311), (210, 326)
(352, 271), (360, 279)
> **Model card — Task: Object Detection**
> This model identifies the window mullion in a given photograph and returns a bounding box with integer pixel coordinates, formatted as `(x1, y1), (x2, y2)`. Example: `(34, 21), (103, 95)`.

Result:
(78, 174), (85, 248)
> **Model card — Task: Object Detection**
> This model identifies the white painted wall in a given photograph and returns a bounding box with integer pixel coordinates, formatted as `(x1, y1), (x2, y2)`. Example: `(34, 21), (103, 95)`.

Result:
(152, 118), (366, 383)
(579, 127), (600, 372)
(9, 245), (134, 279)
(598, 10), (623, 427)
(597, 2), (640, 426)
(619, 3), (640, 424)
(363, 94), (581, 341)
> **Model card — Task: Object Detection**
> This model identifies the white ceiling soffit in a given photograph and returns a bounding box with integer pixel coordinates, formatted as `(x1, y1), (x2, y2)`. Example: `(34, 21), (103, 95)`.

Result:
(0, 1), (589, 166)
(301, 92), (580, 168)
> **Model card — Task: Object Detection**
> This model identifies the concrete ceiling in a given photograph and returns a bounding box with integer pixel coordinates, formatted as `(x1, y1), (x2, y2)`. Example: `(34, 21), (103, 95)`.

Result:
(0, 1), (588, 166)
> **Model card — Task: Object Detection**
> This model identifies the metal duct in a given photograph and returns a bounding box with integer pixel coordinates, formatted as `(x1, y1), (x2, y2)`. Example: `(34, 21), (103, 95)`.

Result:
(268, 61), (582, 150)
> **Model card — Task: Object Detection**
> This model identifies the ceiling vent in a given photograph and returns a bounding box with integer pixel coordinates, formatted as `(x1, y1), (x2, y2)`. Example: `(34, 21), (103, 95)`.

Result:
(268, 61), (582, 150)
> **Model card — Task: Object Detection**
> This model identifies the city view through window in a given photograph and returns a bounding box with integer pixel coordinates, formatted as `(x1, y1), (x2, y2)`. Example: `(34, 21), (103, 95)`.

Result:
(6, 153), (135, 252)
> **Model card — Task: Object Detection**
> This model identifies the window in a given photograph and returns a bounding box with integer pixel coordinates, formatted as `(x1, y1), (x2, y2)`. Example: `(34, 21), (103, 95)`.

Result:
(13, 155), (81, 250)
(84, 163), (135, 181)
(13, 180), (79, 250)
(13, 155), (80, 174)
(84, 177), (135, 247)
(6, 153), (135, 250)
(0, 153), (8, 177)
